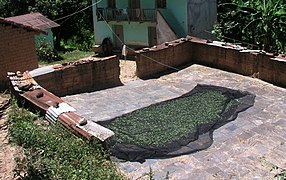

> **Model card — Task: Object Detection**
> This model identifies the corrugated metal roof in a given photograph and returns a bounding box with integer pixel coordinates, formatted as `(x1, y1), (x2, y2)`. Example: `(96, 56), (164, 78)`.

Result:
(5, 12), (59, 33)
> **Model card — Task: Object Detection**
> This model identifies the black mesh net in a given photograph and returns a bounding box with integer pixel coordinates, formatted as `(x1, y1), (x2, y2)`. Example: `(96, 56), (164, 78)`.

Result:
(99, 84), (255, 162)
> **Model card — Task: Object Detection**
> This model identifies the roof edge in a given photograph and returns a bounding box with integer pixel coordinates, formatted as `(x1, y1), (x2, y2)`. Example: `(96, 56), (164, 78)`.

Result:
(0, 18), (48, 34)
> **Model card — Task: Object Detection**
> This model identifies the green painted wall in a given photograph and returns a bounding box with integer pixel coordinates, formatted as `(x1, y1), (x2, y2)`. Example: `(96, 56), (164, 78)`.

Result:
(35, 29), (55, 48)
(165, 0), (188, 37)
(141, 0), (155, 9)
(110, 21), (155, 47)
(116, 0), (128, 8)
(93, 0), (113, 44)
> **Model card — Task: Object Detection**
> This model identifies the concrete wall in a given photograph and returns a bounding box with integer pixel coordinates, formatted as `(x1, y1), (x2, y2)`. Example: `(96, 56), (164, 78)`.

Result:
(0, 23), (38, 90)
(156, 11), (178, 44)
(135, 37), (286, 87)
(188, 0), (217, 39)
(33, 56), (122, 97)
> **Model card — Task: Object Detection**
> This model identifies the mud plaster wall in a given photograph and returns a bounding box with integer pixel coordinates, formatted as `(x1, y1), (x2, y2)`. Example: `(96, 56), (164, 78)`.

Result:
(136, 37), (286, 87)
(0, 24), (38, 90)
(34, 56), (121, 96)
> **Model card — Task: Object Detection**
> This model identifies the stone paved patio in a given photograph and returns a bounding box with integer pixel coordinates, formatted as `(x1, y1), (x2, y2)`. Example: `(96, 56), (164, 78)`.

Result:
(63, 64), (286, 179)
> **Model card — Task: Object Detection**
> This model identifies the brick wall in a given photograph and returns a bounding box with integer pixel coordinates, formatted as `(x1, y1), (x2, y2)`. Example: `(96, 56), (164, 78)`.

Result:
(136, 39), (191, 78)
(0, 24), (38, 89)
(190, 38), (286, 87)
(33, 56), (121, 96)
(135, 36), (286, 87)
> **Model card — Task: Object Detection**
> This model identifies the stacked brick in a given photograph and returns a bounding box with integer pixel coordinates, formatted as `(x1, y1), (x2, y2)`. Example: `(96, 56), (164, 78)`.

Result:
(0, 24), (38, 89)
(135, 38), (191, 78)
(34, 56), (121, 96)
(135, 36), (286, 88)
(189, 37), (286, 88)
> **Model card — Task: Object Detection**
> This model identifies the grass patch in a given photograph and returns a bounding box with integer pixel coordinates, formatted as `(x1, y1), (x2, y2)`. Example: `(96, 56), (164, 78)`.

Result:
(8, 101), (123, 179)
(107, 90), (239, 147)
(39, 51), (95, 66)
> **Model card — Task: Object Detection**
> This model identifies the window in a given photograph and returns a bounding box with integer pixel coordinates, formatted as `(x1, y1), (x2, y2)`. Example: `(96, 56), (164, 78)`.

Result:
(157, 0), (166, 8)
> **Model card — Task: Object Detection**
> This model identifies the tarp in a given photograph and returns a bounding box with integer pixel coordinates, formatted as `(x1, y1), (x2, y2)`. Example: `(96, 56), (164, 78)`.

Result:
(100, 84), (255, 162)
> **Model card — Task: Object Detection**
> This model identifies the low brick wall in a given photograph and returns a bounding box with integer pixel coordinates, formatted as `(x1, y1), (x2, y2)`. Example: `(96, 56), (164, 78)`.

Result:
(135, 36), (286, 87)
(190, 38), (286, 87)
(33, 56), (121, 96)
(135, 39), (192, 78)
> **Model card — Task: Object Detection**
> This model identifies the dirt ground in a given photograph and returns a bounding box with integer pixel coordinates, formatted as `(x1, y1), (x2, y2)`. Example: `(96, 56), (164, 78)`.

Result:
(119, 59), (138, 83)
(0, 95), (20, 180)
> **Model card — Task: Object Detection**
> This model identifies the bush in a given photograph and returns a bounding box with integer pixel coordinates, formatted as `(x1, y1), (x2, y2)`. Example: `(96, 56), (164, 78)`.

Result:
(36, 37), (62, 63)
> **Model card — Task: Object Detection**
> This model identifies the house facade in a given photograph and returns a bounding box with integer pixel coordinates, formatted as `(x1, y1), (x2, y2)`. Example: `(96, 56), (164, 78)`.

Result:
(92, 0), (216, 49)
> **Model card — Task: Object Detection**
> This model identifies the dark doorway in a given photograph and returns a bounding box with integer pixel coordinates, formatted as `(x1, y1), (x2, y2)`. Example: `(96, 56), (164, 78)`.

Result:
(148, 27), (157, 47)
(129, 0), (140, 8)
(108, 0), (116, 8)
(113, 25), (124, 49)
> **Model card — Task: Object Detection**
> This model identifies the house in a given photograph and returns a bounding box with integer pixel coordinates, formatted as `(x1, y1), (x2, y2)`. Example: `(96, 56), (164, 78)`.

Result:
(5, 13), (60, 48)
(92, 0), (217, 50)
(0, 18), (45, 89)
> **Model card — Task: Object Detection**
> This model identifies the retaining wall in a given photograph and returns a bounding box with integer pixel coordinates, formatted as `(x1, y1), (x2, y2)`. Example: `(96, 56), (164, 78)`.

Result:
(135, 36), (286, 87)
(32, 56), (121, 96)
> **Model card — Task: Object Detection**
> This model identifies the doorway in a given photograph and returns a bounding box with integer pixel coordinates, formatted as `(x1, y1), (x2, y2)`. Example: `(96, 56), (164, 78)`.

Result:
(148, 27), (157, 47)
(113, 25), (124, 49)
(129, 0), (140, 8)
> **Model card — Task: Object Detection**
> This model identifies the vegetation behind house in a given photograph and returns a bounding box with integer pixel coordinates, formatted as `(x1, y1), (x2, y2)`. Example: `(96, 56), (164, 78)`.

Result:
(215, 0), (286, 53)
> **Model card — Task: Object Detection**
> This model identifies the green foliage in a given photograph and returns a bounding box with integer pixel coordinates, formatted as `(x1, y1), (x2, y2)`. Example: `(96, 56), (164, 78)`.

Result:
(8, 102), (123, 179)
(216, 0), (286, 52)
(107, 90), (239, 146)
(36, 37), (62, 63)
(39, 50), (94, 66)
(60, 29), (94, 51)
(0, 0), (32, 17)
(275, 170), (286, 180)
(59, 51), (94, 62)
